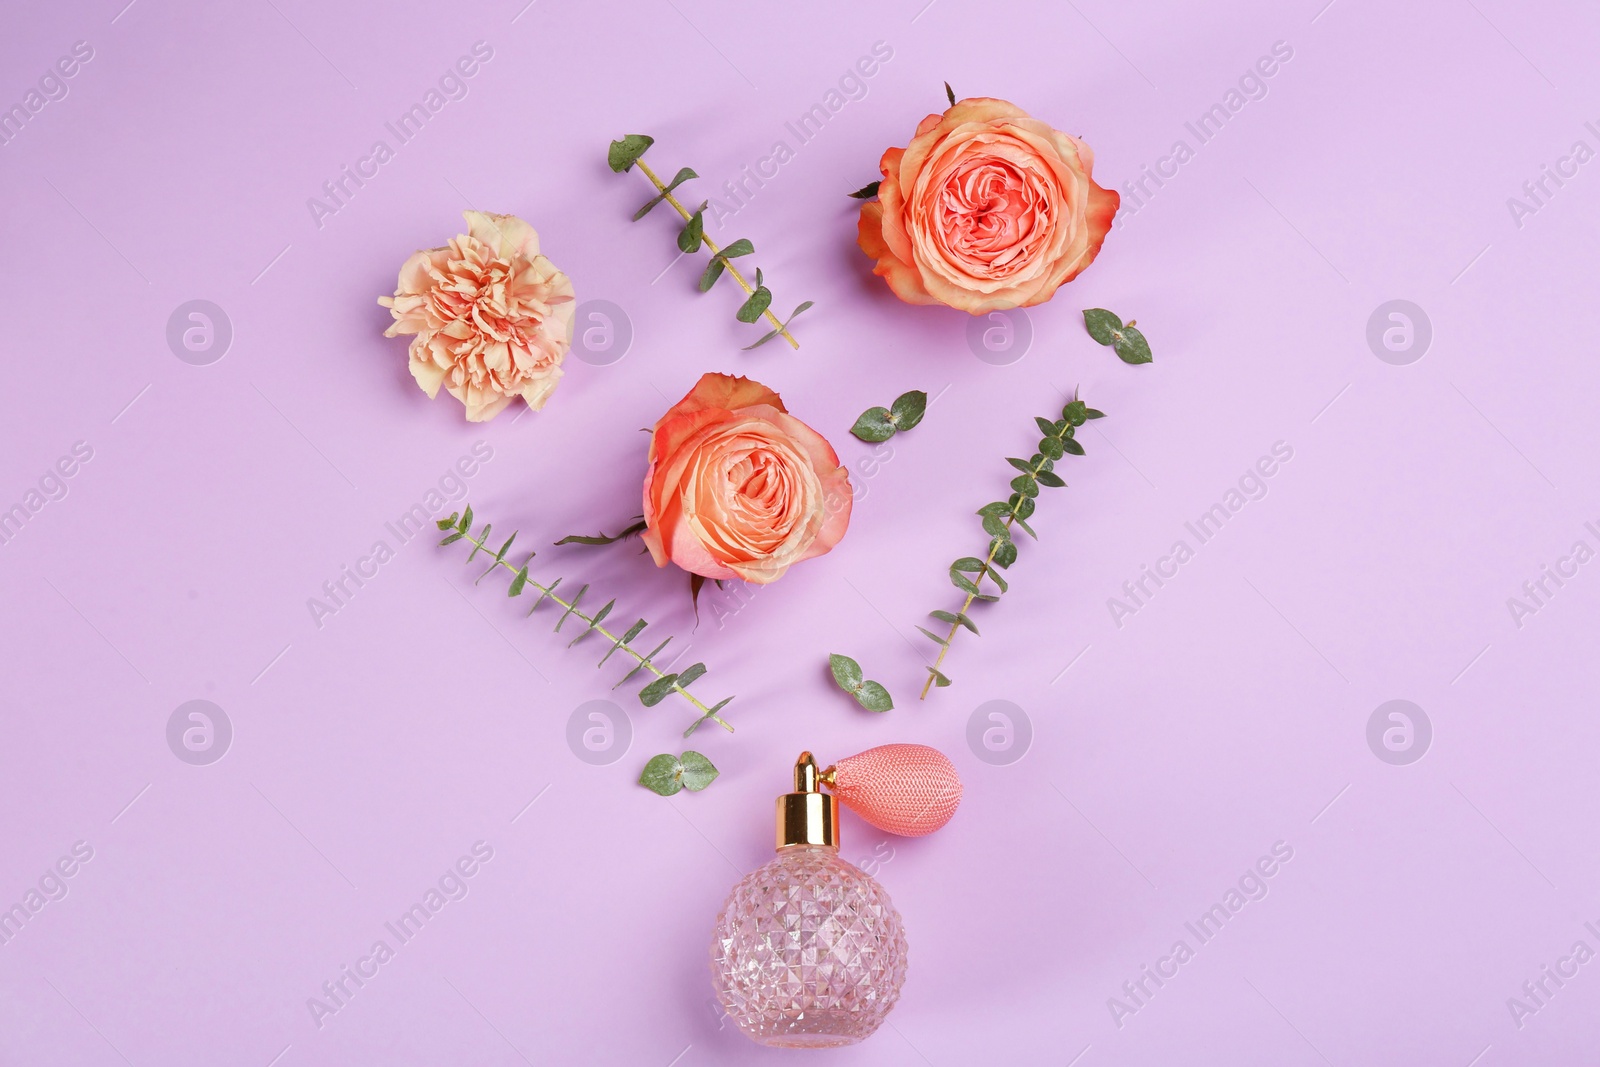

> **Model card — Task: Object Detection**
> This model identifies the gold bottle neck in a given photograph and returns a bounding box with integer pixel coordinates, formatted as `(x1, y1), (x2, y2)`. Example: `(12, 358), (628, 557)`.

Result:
(776, 751), (838, 849)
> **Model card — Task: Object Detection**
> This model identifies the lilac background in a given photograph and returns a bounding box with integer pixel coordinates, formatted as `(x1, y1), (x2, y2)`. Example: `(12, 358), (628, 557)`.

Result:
(3, 0), (1598, 1062)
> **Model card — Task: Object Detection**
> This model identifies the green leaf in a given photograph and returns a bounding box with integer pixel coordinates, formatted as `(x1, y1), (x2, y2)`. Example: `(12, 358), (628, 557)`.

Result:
(553, 584), (587, 631)
(889, 390), (927, 431)
(607, 134), (654, 173)
(678, 751), (720, 791)
(675, 662), (707, 689)
(719, 238), (755, 259)
(988, 570), (1009, 594)
(850, 407), (896, 443)
(1061, 436), (1086, 456)
(698, 256), (726, 292)
(458, 505), (473, 533)
(682, 697), (734, 738)
(1011, 474), (1039, 497)
(568, 599), (616, 646)
(639, 673), (680, 706)
(1113, 325), (1153, 364)
(736, 285), (773, 324)
(741, 301), (815, 350)
(1014, 516), (1037, 540)
(438, 531), (464, 546)
(992, 539), (1018, 569)
(1083, 308), (1123, 345)
(465, 523), (491, 562)
(848, 181), (880, 199)
(856, 681), (894, 712)
(677, 208), (706, 253)
(927, 667), (952, 688)
(1062, 399), (1087, 425)
(982, 511), (1009, 538)
(931, 609), (979, 634)
(916, 625), (949, 647)
(556, 518), (648, 546)
(951, 572), (982, 596)
(1015, 496), (1036, 520)
(1035, 416), (1059, 438)
(944, 81), (956, 106)
(1040, 436), (1064, 460)
(1083, 406), (1107, 420)
(951, 557), (987, 573)
(828, 653), (864, 692)
(638, 753), (683, 795)
(508, 566), (529, 596)
(1037, 470), (1067, 488)
(437, 514), (458, 530)
(598, 619), (649, 668)
(634, 167), (697, 219)
(616, 636), (669, 687)
(976, 502), (1009, 518)
(1006, 456), (1033, 474)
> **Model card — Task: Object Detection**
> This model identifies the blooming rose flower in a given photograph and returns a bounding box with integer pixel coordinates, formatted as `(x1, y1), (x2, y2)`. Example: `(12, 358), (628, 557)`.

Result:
(858, 97), (1118, 314)
(379, 210), (575, 421)
(641, 373), (851, 585)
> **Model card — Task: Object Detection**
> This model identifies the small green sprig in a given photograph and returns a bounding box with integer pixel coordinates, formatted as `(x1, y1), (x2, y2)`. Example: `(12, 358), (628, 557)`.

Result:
(1084, 309), (1153, 364)
(639, 751), (719, 796)
(918, 394), (1104, 698)
(828, 654), (893, 712)
(437, 506), (733, 736)
(609, 134), (812, 351)
(850, 390), (927, 443)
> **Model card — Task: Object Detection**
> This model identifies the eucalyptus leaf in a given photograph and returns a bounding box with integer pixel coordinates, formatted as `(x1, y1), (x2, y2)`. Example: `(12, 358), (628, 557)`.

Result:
(928, 667), (952, 688)
(1007, 456), (1033, 474)
(1011, 475), (1039, 497)
(992, 539), (1018, 568)
(856, 681), (893, 712)
(1037, 470), (1066, 488)
(675, 662), (707, 689)
(438, 531), (464, 545)
(1084, 407), (1107, 420)
(850, 407), (896, 443)
(1082, 308), (1123, 345)
(1035, 416), (1058, 438)
(608, 134), (654, 173)
(639, 673), (680, 706)
(508, 566), (529, 596)
(889, 390), (927, 431)
(1113, 326), (1153, 365)
(828, 653), (864, 692)
(719, 238), (755, 259)
(698, 256), (726, 292)
(437, 515), (458, 531)
(678, 210), (705, 253)
(736, 286), (773, 324)
(678, 751), (720, 791)
(981, 511), (1009, 538)
(638, 753), (683, 796)
(1061, 437), (1086, 456)
(931, 609), (979, 634)
(951, 557), (987, 574)
(916, 625), (949, 647)
(458, 505), (473, 532)
(1040, 436), (1064, 459)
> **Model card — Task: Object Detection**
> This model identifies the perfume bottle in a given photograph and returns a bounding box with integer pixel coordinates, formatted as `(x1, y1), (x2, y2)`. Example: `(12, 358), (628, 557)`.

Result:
(709, 752), (910, 1048)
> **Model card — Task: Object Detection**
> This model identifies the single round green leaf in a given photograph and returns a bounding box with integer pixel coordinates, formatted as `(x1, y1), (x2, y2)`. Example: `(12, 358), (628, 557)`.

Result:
(981, 511), (1009, 537)
(1011, 474), (1039, 497)
(678, 751), (720, 791)
(1015, 496), (1036, 520)
(856, 681), (894, 712)
(889, 390), (927, 431)
(828, 653), (864, 692)
(639, 753), (683, 796)
(850, 407), (896, 442)
(608, 134), (654, 173)
(951, 557), (987, 573)
(1040, 436), (1064, 460)
(719, 238), (755, 259)
(992, 539), (1018, 569)
(678, 211), (705, 253)
(1083, 308), (1122, 345)
(1113, 326), (1153, 364)
(736, 285), (773, 324)
(639, 673), (680, 706)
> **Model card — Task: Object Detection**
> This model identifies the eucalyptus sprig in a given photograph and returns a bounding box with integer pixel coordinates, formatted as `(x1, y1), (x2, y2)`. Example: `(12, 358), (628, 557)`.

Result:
(639, 751), (719, 796)
(828, 654), (894, 712)
(1084, 309), (1153, 364)
(437, 506), (733, 736)
(609, 134), (812, 351)
(918, 394), (1104, 698)
(850, 390), (926, 443)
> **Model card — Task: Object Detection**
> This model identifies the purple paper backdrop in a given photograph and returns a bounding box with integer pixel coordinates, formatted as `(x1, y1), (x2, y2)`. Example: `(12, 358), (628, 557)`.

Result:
(4, 0), (1599, 1063)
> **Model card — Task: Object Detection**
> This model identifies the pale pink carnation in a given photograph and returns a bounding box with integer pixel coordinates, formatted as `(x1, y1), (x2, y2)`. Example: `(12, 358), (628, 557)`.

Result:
(379, 211), (575, 422)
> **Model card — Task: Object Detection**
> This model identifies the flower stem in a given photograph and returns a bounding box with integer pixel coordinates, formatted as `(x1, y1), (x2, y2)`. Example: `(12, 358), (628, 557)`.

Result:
(461, 529), (734, 733)
(634, 159), (800, 351)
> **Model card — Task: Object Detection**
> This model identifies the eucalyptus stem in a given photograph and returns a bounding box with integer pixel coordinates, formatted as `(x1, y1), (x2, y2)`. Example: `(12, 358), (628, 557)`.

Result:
(447, 519), (734, 735)
(920, 516), (1013, 700)
(633, 159), (799, 350)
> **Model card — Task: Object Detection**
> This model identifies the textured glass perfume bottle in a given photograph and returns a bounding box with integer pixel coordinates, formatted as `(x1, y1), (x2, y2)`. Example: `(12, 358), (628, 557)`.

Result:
(709, 753), (909, 1048)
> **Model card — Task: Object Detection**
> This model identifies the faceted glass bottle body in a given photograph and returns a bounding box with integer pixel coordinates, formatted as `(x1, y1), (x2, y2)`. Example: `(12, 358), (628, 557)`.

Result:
(709, 844), (908, 1048)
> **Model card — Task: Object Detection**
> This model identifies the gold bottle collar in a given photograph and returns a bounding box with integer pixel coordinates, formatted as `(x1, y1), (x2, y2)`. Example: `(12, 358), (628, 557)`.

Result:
(775, 752), (838, 849)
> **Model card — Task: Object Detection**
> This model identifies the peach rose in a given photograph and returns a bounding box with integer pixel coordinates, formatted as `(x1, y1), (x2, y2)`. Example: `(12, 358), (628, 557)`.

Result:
(858, 97), (1118, 314)
(641, 373), (851, 585)
(379, 210), (574, 422)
